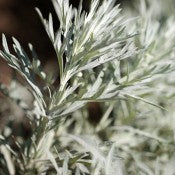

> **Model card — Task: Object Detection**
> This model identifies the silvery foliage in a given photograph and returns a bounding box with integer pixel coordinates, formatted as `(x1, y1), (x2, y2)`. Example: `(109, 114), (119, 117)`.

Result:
(1, 0), (172, 121)
(1, 0), (137, 121)
(1, 0), (175, 174)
